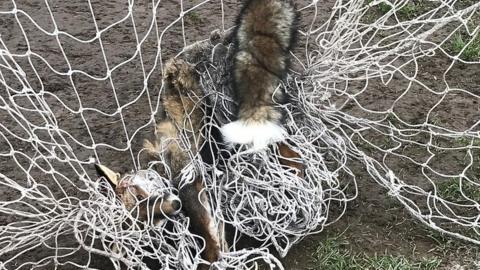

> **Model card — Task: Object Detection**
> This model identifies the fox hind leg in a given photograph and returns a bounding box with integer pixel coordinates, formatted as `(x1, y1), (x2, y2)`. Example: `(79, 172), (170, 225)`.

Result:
(162, 59), (204, 139)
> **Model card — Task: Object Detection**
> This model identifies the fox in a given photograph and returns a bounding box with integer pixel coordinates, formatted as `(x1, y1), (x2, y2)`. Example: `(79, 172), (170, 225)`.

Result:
(94, 164), (182, 227)
(143, 58), (224, 270)
(93, 164), (183, 267)
(95, 59), (224, 270)
(95, 56), (305, 268)
(220, 0), (299, 151)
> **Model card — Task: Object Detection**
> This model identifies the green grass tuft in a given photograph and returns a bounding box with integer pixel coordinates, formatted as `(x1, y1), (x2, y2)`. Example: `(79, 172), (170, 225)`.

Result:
(309, 236), (441, 270)
(436, 178), (480, 203)
(398, 3), (417, 19)
(377, 2), (392, 14)
(366, 0), (392, 14)
(450, 33), (480, 61)
(184, 11), (203, 24)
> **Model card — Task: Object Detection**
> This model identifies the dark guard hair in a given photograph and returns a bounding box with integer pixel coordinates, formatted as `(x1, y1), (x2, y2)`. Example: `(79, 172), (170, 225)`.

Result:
(144, 58), (225, 270)
(221, 0), (299, 151)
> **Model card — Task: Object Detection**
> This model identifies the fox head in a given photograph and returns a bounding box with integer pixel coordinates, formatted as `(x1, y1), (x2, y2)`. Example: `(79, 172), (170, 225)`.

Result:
(95, 164), (182, 226)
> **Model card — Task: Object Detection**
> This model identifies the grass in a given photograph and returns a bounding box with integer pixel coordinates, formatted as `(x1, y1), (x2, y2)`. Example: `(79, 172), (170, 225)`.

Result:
(397, 3), (417, 19)
(365, 1), (429, 20)
(377, 2), (392, 14)
(309, 236), (442, 270)
(184, 11), (203, 24)
(450, 33), (480, 61)
(366, 0), (392, 14)
(436, 177), (480, 203)
(425, 228), (480, 264)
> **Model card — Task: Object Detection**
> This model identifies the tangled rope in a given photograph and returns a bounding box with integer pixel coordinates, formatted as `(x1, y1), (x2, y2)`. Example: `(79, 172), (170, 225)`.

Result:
(0, 0), (479, 269)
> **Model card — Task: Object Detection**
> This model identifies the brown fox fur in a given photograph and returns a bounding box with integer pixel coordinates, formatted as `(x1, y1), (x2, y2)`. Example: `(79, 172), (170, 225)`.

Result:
(144, 58), (222, 270)
(221, 0), (299, 151)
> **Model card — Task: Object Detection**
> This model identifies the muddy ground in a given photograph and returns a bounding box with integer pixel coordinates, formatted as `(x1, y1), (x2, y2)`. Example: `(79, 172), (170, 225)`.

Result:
(0, 0), (479, 269)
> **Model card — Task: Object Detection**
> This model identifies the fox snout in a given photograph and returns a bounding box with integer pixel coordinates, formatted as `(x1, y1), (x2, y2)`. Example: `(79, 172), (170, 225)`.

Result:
(138, 193), (182, 221)
(161, 193), (182, 215)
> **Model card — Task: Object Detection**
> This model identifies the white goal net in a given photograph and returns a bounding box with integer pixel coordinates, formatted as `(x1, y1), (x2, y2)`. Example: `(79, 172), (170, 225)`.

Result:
(0, 0), (479, 269)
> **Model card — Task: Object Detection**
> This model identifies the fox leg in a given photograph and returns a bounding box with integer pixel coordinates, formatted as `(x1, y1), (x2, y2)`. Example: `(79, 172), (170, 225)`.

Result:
(162, 58), (203, 135)
(277, 142), (304, 178)
(144, 58), (223, 268)
(144, 58), (205, 175)
(180, 177), (221, 270)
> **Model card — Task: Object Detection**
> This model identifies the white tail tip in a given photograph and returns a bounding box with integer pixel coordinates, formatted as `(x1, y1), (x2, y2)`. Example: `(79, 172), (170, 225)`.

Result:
(220, 120), (286, 151)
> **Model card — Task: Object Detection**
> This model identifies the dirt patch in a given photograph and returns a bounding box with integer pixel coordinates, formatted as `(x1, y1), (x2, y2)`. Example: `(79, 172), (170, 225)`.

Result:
(0, 0), (479, 269)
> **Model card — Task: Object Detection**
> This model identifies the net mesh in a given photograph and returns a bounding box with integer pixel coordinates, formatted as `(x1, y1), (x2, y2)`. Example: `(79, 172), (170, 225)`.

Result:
(0, 0), (479, 269)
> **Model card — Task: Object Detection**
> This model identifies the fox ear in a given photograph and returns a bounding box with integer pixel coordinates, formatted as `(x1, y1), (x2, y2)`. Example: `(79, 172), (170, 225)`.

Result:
(95, 164), (119, 187)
